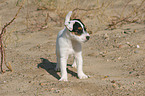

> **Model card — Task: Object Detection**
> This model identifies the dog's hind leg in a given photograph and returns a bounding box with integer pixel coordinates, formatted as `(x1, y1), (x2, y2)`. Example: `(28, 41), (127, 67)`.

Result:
(55, 56), (60, 72)
(72, 56), (77, 68)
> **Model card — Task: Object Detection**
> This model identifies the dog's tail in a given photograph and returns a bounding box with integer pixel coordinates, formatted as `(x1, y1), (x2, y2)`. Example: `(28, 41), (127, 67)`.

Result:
(65, 11), (72, 23)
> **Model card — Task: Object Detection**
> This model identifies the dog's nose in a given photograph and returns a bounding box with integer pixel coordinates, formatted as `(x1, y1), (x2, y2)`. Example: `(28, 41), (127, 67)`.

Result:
(86, 36), (90, 40)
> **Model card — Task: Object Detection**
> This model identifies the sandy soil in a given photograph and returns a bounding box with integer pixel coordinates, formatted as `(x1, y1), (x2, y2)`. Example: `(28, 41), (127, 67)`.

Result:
(0, 0), (145, 96)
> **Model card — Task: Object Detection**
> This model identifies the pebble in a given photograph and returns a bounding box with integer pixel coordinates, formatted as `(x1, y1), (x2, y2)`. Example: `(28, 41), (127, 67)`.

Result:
(132, 82), (136, 85)
(54, 89), (60, 93)
(118, 45), (122, 48)
(118, 57), (121, 60)
(112, 83), (117, 88)
(39, 83), (44, 86)
(111, 80), (116, 83)
(134, 29), (137, 33)
(99, 51), (107, 57)
(104, 33), (109, 40)
(134, 50), (139, 54)
(126, 42), (130, 45)
(0, 81), (6, 84)
(136, 74), (140, 76)
(104, 75), (109, 78)
(129, 71), (133, 74)
(136, 45), (140, 48)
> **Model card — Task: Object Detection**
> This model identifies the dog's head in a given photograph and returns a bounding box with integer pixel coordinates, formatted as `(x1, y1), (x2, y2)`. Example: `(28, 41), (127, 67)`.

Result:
(65, 19), (90, 43)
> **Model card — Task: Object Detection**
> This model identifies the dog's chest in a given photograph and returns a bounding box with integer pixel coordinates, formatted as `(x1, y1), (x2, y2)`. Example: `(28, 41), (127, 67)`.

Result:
(67, 42), (75, 55)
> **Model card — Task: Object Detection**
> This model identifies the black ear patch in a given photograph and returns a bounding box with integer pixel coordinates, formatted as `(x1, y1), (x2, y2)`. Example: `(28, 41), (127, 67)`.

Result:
(73, 19), (86, 31)
(71, 19), (86, 36)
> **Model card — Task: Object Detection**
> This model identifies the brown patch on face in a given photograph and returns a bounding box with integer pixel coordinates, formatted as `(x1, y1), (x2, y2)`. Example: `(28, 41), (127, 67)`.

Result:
(71, 32), (81, 36)
(71, 32), (75, 35)
(78, 27), (82, 30)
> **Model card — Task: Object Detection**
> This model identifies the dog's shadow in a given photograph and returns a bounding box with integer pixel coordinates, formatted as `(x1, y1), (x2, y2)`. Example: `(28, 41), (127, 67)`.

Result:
(37, 58), (77, 80)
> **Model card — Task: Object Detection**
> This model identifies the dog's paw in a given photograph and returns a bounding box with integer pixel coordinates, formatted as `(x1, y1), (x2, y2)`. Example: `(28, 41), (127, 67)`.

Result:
(78, 73), (88, 79)
(72, 63), (77, 68)
(59, 77), (68, 81)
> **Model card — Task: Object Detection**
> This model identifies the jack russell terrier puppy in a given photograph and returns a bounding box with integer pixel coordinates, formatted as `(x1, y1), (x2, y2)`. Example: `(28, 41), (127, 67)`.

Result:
(55, 11), (90, 81)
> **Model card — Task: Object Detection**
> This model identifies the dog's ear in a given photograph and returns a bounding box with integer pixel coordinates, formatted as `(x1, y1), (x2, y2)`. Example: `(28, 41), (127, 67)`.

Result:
(65, 21), (75, 31)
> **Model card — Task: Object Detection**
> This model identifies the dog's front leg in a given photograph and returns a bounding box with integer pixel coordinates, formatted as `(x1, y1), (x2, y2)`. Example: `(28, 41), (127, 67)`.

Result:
(75, 52), (88, 79)
(59, 57), (68, 81)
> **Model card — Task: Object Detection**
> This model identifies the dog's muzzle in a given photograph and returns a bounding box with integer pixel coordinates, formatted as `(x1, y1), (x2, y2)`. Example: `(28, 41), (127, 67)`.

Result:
(86, 36), (90, 40)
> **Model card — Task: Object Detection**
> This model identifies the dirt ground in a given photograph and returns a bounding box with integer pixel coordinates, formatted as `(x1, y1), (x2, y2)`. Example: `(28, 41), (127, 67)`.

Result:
(0, 0), (145, 96)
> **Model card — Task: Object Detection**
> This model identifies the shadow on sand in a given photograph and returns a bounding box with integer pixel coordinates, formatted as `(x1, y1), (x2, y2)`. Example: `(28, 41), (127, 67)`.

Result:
(37, 58), (77, 80)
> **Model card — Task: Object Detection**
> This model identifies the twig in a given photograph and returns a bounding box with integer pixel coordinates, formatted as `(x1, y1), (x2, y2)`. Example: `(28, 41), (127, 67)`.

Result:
(0, 0), (26, 73)
(73, 7), (100, 12)
(107, 0), (145, 29)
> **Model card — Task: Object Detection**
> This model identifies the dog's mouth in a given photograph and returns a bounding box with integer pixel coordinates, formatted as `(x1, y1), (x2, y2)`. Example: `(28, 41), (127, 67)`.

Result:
(82, 39), (89, 43)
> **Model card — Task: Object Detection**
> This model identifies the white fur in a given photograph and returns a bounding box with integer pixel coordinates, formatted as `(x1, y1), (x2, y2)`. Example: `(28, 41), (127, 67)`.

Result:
(55, 11), (90, 81)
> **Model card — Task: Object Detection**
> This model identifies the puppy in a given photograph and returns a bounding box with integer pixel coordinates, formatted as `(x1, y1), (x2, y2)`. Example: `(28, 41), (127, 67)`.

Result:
(55, 11), (90, 81)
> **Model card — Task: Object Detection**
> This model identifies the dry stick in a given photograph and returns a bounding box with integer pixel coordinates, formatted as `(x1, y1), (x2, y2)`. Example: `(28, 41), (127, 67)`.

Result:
(26, 0), (29, 29)
(0, 0), (26, 73)
(73, 7), (100, 12)
(120, 0), (133, 18)
(107, 0), (145, 29)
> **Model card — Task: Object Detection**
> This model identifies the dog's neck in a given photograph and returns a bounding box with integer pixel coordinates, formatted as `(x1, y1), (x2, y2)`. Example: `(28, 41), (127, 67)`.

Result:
(63, 27), (82, 50)
(63, 27), (71, 38)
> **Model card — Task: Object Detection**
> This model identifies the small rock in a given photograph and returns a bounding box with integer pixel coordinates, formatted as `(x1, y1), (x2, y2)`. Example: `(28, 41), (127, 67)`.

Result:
(124, 31), (131, 34)
(126, 42), (130, 45)
(99, 52), (103, 55)
(129, 71), (133, 74)
(134, 50), (139, 54)
(101, 54), (106, 57)
(0, 81), (6, 84)
(132, 82), (136, 85)
(39, 83), (44, 86)
(3, 81), (6, 83)
(112, 83), (117, 88)
(54, 89), (60, 93)
(118, 57), (121, 60)
(104, 75), (109, 78)
(136, 74), (140, 76)
(118, 45), (122, 48)
(104, 33), (109, 39)
(134, 29), (137, 33)
(111, 80), (116, 83)
(99, 51), (107, 57)
(136, 45), (140, 48)
(126, 42), (133, 47)
(124, 31), (128, 34)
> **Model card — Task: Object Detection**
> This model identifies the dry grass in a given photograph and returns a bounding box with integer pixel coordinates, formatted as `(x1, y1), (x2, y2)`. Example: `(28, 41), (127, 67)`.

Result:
(0, 0), (26, 72)
(0, 0), (144, 73)
(107, 0), (145, 29)
(26, 0), (144, 31)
